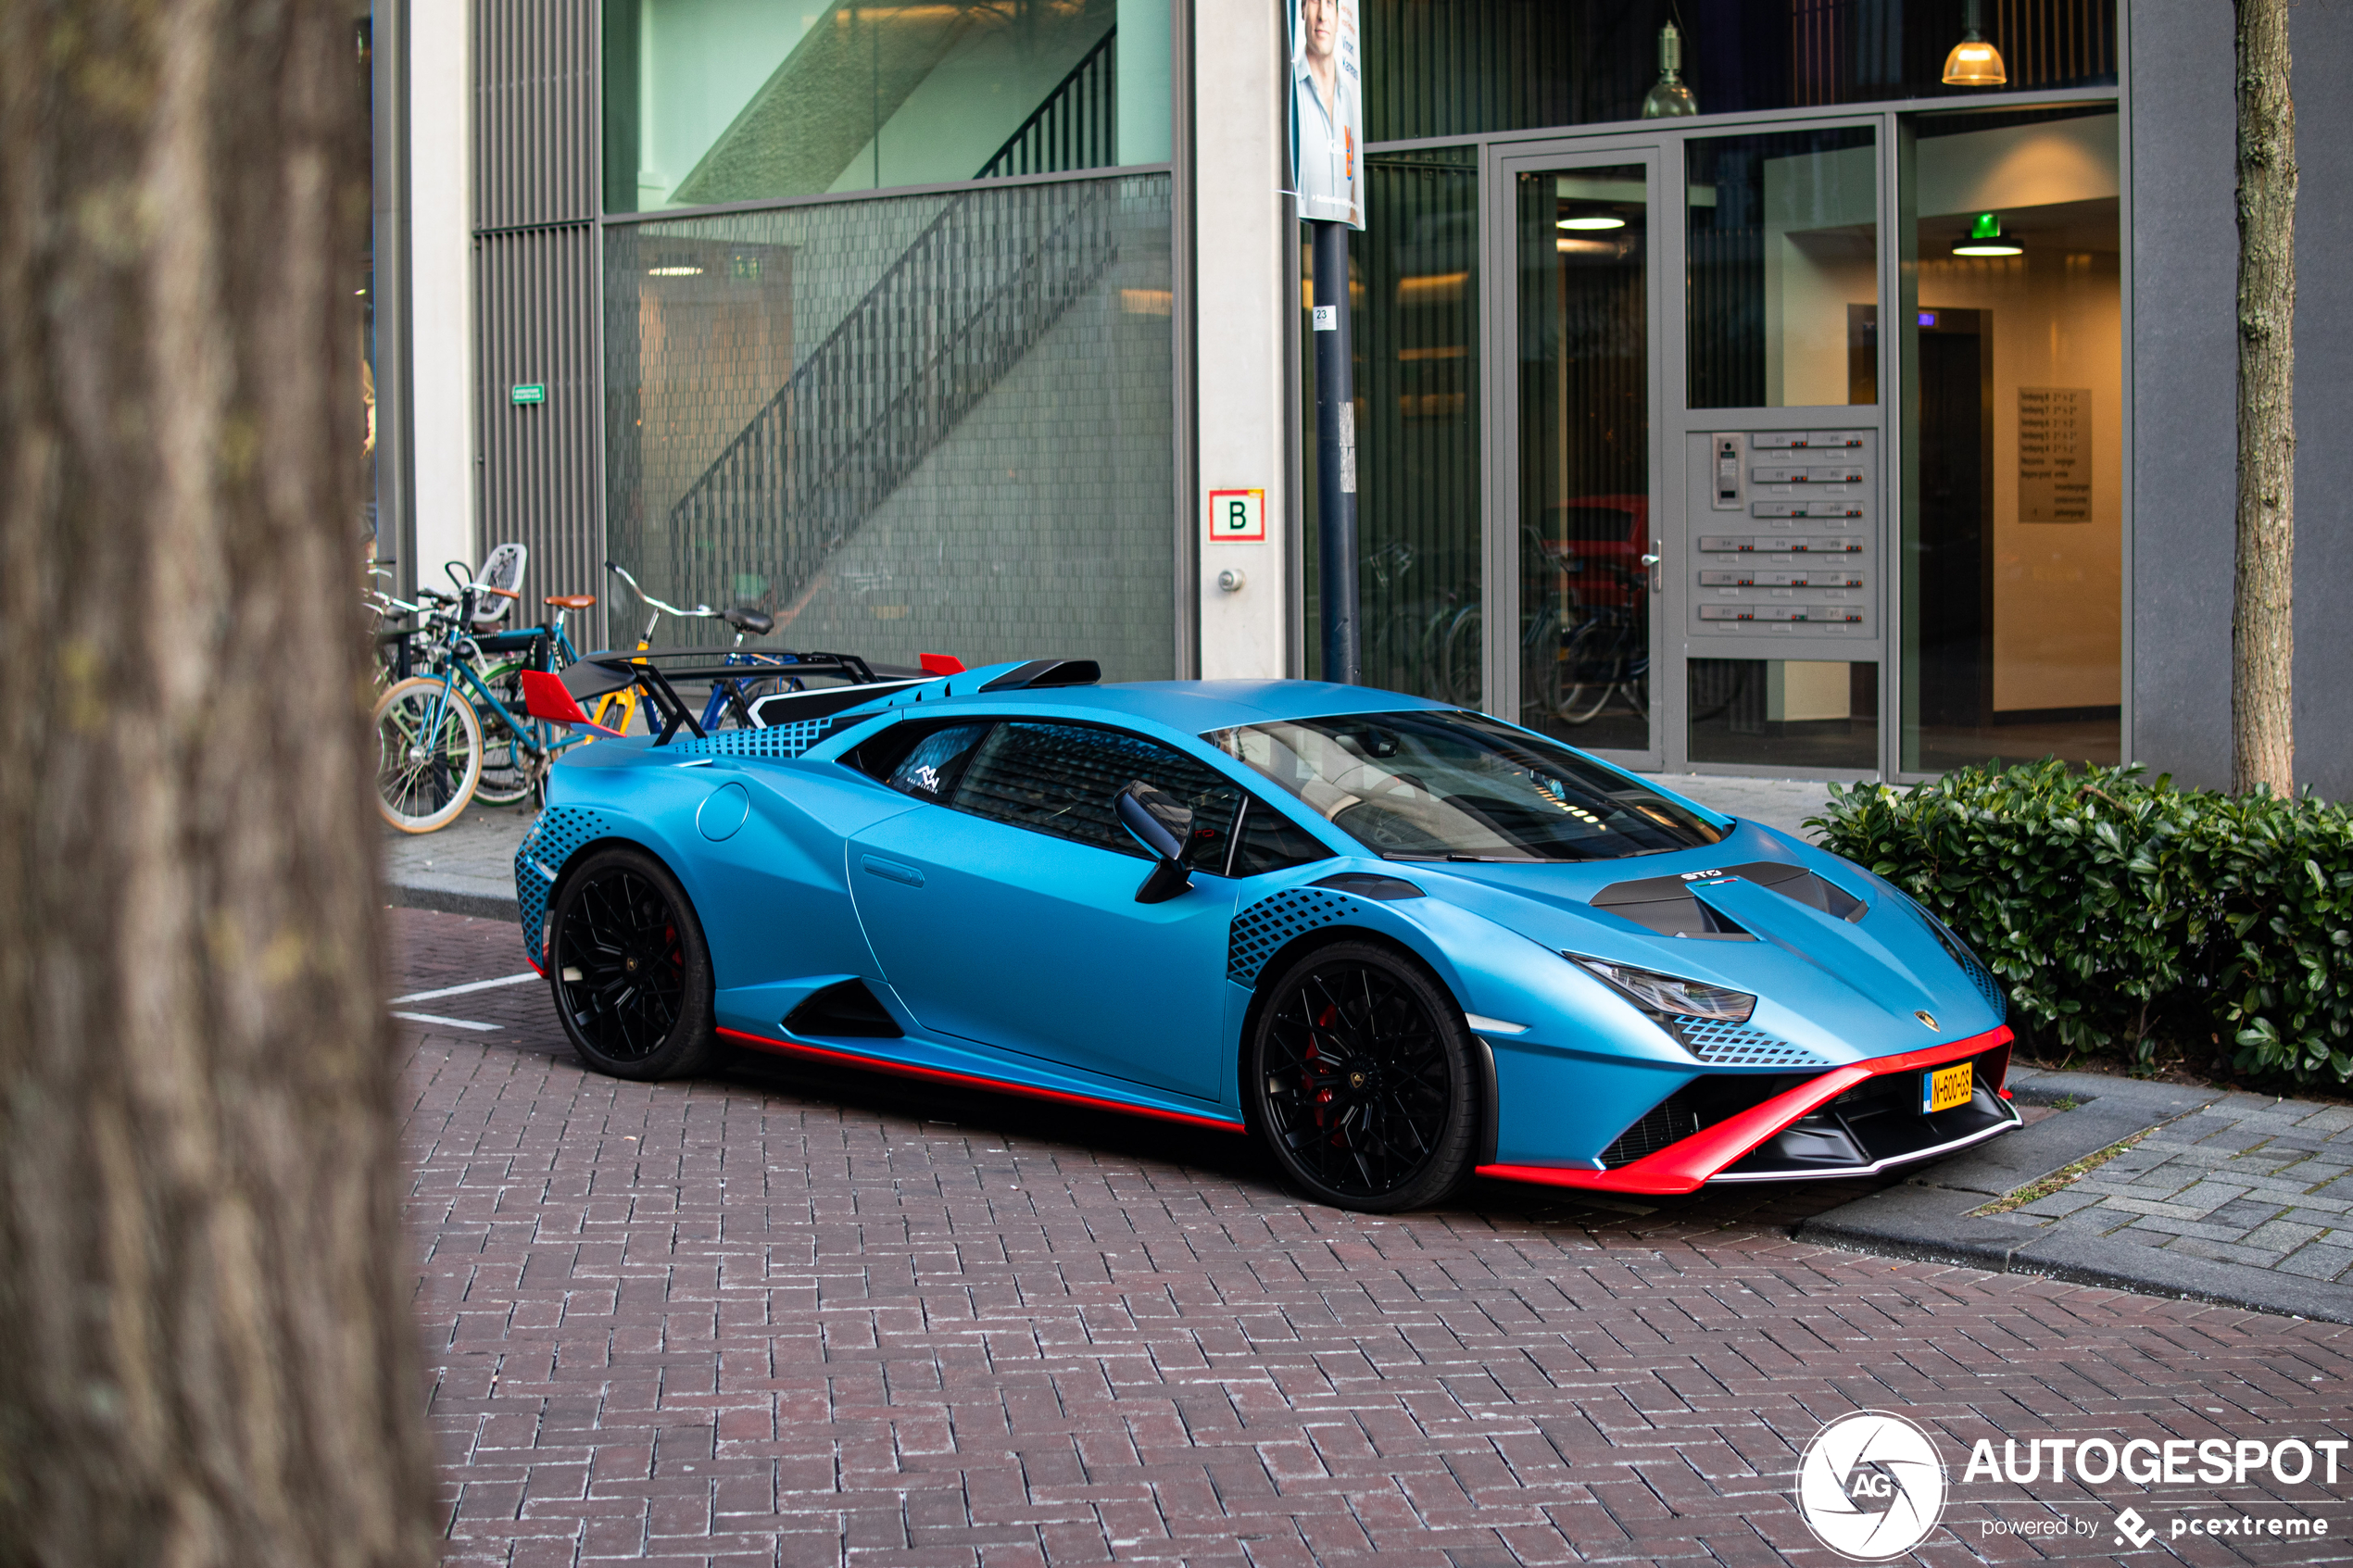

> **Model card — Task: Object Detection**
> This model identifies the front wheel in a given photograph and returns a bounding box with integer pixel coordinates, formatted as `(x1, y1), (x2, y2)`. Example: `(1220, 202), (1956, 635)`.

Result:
(1245, 941), (1479, 1212)
(548, 847), (717, 1080)
(373, 675), (481, 834)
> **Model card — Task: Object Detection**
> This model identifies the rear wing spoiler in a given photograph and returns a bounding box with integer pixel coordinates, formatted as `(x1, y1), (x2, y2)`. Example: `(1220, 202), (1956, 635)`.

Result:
(520, 647), (893, 745)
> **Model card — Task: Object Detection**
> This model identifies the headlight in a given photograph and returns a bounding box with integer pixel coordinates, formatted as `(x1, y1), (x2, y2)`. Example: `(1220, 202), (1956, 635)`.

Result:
(1573, 955), (1756, 1023)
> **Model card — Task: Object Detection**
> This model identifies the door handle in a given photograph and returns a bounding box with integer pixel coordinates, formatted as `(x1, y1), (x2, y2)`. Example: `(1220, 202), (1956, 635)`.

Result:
(1640, 552), (1663, 593)
(861, 854), (924, 888)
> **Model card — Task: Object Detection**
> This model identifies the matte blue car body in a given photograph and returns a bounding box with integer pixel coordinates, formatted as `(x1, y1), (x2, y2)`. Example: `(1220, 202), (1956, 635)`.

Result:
(516, 664), (2011, 1176)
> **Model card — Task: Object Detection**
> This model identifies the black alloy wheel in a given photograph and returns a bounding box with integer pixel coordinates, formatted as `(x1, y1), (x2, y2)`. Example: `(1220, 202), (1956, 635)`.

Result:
(548, 847), (717, 1080)
(1246, 941), (1478, 1211)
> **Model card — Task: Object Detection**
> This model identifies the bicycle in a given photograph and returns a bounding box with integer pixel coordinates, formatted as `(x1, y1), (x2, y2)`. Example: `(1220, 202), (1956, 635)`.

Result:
(372, 580), (604, 831)
(600, 561), (798, 734)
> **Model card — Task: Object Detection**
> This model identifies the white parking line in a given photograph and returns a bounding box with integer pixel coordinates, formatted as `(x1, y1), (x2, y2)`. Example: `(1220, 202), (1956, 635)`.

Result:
(390, 1010), (502, 1033)
(390, 972), (539, 1005)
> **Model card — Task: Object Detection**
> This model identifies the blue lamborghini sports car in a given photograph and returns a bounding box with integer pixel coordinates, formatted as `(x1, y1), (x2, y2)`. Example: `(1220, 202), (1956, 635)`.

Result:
(512, 655), (2019, 1212)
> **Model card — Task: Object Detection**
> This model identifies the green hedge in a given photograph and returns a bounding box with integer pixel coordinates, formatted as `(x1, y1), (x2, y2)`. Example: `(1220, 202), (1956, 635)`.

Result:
(1808, 761), (2353, 1089)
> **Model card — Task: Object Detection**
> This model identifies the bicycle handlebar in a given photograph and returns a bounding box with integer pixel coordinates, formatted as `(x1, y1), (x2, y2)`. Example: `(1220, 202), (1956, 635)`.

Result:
(605, 560), (711, 620)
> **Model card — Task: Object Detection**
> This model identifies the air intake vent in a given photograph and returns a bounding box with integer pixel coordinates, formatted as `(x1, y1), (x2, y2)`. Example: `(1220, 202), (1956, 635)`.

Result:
(784, 981), (902, 1038)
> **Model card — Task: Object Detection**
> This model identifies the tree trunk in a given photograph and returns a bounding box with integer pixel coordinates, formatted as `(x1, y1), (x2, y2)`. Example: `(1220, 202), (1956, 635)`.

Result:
(0, 5), (438, 1567)
(2234, 0), (2296, 796)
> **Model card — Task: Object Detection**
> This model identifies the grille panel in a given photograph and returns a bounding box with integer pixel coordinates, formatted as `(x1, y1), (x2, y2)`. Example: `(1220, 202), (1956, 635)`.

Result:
(662, 719), (835, 760)
(1666, 1015), (1829, 1068)
(1227, 886), (1370, 985)
(514, 806), (611, 963)
(1600, 1089), (1705, 1168)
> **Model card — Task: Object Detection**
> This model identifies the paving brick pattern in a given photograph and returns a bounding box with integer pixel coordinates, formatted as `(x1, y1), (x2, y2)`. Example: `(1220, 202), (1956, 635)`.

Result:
(391, 908), (2353, 1566)
(2012, 1095), (2353, 1282)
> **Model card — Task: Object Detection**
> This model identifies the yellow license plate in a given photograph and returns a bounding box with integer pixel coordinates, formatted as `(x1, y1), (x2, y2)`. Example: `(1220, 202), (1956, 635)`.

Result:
(1922, 1061), (1972, 1114)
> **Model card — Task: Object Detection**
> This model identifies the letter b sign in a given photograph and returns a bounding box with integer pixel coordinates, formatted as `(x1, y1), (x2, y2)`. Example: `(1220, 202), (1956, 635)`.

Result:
(1207, 488), (1266, 543)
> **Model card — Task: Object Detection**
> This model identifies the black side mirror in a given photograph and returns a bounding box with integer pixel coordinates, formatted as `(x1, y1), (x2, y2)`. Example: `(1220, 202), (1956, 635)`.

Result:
(1115, 783), (1193, 904)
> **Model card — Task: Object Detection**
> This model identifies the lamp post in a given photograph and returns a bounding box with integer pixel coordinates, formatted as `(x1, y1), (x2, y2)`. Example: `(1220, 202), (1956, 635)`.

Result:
(1311, 219), (1360, 684)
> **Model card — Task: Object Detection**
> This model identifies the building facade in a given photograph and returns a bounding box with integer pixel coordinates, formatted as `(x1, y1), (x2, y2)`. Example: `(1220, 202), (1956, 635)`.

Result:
(374, 1), (2351, 793)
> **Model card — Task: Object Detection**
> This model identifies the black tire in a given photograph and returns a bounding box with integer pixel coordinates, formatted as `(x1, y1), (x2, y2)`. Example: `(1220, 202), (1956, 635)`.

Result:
(548, 848), (717, 1080)
(1245, 940), (1480, 1212)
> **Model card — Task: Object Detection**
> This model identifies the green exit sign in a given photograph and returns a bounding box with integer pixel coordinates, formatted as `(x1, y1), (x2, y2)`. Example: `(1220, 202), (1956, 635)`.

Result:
(510, 383), (546, 405)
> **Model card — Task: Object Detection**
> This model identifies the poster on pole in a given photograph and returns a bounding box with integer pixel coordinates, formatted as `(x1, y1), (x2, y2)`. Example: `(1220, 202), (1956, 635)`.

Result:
(1288, 0), (1364, 229)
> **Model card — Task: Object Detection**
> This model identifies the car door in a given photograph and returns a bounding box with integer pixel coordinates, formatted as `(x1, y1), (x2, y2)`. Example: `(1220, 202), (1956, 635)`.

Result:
(848, 720), (1249, 1103)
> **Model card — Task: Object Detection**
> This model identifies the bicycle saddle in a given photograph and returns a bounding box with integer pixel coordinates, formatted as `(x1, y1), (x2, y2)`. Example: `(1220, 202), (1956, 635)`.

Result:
(722, 607), (774, 636)
(544, 593), (597, 609)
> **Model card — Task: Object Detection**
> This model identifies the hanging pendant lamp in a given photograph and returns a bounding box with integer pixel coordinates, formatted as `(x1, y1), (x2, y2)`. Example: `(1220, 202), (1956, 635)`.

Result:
(1942, 0), (2008, 86)
(1952, 212), (2021, 257)
(1641, 21), (1698, 119)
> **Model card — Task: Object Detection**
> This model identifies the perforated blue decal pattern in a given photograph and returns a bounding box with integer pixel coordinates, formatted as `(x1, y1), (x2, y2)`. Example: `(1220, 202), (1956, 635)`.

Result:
(1665, 1015), (1828, 1068)
(1227, 885), (1370, 985)
(662, 718), (835, 760)
(514, 806), (611, 963)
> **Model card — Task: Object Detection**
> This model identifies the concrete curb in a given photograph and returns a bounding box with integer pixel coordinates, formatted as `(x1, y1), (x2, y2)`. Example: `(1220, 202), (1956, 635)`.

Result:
(1798, 1071), (2353, 1324)
(385, 878), (521, 922)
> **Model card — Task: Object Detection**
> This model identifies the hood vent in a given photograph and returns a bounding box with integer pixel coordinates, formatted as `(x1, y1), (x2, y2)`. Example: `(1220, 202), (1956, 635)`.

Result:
(1592, 859), (1867, 938)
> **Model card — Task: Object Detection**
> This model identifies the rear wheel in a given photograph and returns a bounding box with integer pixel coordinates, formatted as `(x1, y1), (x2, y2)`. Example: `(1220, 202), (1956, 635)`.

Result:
(372, 675), (481, 834)
(548, 847), (717, 1080)
(1245, 941), (1478, 1212)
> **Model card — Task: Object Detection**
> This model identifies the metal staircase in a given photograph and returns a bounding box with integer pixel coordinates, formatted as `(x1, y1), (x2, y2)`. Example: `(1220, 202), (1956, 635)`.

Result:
(662, 31), (1122, 617)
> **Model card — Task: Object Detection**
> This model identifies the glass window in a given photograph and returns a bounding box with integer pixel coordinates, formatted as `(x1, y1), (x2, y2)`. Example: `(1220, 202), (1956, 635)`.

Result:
(1228, 798), (1334, 877)
(1302, 148), (1482, 701)
(1688, 659), (1879, 771)
(882, 721), (994, 801)
(1901, 107), (2120, 771)
(1518, 165), (1649, 751)
(1688, 127), (1878, 409)
(1204, 709), (1725, 862)
(1363, 0), (2117, 144)
(603, 175), (1176, 679)
(953, 721), (1242, 862)
(604, 0), (1168, 212)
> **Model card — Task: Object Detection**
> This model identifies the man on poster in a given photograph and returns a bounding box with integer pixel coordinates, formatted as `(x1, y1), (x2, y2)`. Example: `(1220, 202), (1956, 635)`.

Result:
(1290, 0), (1363, 229)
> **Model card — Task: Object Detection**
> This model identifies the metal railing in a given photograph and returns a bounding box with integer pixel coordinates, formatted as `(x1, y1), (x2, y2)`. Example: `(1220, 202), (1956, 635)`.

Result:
(977, 28), (1116, 182)
(661, 175), (1123, 615)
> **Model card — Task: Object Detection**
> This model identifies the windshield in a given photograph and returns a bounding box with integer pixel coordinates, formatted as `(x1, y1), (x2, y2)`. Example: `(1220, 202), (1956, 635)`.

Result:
(1202, 710), (1727, 861)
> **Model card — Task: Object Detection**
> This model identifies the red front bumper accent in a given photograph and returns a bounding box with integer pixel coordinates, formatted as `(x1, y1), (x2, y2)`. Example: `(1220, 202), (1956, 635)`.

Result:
(1477, 1024), (2013, 1196)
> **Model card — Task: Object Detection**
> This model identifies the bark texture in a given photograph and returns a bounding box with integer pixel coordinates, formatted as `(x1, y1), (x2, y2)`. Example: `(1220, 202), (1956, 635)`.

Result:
(0, 5), (438, 1566)
(2234, 0), (2296, 796)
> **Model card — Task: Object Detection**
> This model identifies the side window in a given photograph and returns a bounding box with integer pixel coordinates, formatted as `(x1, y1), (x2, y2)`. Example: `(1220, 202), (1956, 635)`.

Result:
(952, 722), (1242, 864)
(1228, 797), (1333, 877)
(876, 722), (994, 803)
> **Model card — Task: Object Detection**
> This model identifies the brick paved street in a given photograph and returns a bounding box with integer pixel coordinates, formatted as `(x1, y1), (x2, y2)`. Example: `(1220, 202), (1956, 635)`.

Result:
(2010, 1097), (2353, 1283)
(394, 908), (2353, 1567)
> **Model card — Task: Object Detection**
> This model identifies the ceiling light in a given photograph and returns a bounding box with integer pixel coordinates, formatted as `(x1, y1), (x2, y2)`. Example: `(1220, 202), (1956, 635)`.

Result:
(1952, 212), (2020, 257)
(1942, 0), (2007, 86)
(1557, 215), (1627, 232)
(1641, 20), (1698, 119)
(648, 264), (702, 277)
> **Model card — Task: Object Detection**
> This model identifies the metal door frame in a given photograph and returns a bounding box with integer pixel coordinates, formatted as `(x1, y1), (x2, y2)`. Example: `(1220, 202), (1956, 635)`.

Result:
(1482, 133), (1668, 771)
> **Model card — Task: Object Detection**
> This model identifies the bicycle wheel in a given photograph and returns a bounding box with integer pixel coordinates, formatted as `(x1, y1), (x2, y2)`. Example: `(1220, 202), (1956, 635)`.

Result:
(1438, 606), (1482, 707)
(373, 675), (481, 834)
(471, 659), (535, 806)
(1555, 617), (1619, 725)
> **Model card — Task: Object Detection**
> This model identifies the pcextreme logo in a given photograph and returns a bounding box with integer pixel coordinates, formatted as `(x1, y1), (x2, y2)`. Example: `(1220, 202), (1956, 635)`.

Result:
(1794, 1410), (1948, 1561)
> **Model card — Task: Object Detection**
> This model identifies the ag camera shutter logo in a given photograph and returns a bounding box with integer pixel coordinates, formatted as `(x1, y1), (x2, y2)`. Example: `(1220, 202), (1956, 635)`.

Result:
(1795, 1411), (1949, 1561)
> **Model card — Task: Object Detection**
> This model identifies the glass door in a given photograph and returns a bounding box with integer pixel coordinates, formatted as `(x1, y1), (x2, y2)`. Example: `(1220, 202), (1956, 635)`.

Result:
(1490, 144), (1662, 767)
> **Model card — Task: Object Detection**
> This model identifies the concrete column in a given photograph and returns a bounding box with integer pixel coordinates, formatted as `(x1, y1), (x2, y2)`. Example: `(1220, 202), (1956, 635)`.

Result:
(409, 0), (476, 583)
(1191, 0), (1290, 679)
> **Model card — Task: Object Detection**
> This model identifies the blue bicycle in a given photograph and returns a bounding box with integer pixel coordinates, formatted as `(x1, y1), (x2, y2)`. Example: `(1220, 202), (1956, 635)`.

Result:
(371, 578), (602, 832)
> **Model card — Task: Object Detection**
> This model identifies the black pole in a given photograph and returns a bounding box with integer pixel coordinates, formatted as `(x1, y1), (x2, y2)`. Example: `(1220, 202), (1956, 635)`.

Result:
(1311, 219), (1360, 684)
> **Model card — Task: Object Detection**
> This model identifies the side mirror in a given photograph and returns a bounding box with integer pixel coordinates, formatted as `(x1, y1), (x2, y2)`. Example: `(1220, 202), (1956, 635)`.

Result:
(1115, 783), (1193, 904)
